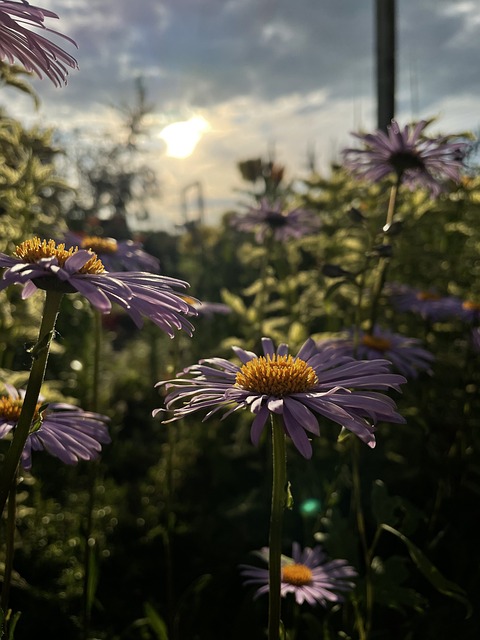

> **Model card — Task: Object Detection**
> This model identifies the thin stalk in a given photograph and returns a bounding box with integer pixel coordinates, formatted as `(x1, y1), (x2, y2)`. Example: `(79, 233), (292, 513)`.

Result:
(0, 290), (63, 516)
(0, 467), (18, 616)
(268, 414), (287, 640)
(367, 181), (399, 334)
(82, 310), (103, 640)
(351, 440), (373, 639)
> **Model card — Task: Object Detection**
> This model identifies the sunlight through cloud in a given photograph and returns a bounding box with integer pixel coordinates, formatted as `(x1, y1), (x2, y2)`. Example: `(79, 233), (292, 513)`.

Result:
(159, 116), (210, 159)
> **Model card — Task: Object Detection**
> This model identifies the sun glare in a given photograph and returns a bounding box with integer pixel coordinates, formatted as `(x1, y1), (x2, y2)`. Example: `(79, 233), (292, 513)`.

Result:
(159, 116), (210, 159)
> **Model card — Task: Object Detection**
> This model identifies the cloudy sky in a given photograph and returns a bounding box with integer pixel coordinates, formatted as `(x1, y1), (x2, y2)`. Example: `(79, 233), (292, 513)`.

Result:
(8, 0), (480, 229)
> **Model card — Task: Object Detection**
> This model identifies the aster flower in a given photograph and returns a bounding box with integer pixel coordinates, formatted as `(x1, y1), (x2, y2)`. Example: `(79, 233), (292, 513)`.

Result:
(230, 198), (320, 243)
(240, 542), (357, 606)
(0, 237), (196, 337)
(155, 336), (406, 459)
(321, 327), (434, 379)
(0, 0), (78, 86)
(0, 384), (110, 470)
(343, 120), (468, 197)
(386, 282), (460, 322)
(448, 298), (480, 325)
(64, 232), (160, 273)
(181, 295), (231, 318)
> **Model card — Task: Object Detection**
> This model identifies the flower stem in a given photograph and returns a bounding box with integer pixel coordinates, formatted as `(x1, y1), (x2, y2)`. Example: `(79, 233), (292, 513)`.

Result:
(268, 414), (287, 640)
(82, 310), (102, 640)
(367, 181), (399, 333)
(0, 468), (18, 616)
(0, 289), (63, 517)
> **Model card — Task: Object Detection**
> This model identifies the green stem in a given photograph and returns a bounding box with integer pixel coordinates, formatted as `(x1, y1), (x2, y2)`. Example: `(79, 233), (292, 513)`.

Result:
(0, 468), (18, 617)
(351, 440), (373, 639)
(0, 289), (63, 517)
(268, 415), (287, 640)
(82, 311), (102, 639)
(367, 181), (399, 334)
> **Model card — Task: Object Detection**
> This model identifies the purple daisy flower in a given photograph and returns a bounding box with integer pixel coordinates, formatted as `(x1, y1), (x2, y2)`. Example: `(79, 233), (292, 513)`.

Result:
(64, 232), (160, 273)
(0, 384), (110, 470)
(343, 120), (468, 197)
(240, 542), (357, 606)
(155, 336), (406, 459)
(0, 0), (78, 86)
(181, 296), (231, 318)
(386, 282), (460, 322)
(448, 298), (480, 325)
(230, 198), (321, 244)
(321, 327), (434, 379)
(0, 237), (196, 337)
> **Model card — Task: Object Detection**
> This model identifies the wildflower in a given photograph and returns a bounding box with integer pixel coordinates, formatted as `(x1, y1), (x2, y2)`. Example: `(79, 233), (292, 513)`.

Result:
(343, 120), (468, 197)
(0, 0), (78, 86)
(240, 542), (357, 606)
(452, 299), (480, 325)
(0, 237), (196, 337)
(181, 295), (231, 318)
(64, 232), (160, 273)
(155, 337), (406, 458)
(387, 282), (459, 322)
(230, 199), (320, 243)
(0, 384), (110, 470)
(321, 327), (434, 379)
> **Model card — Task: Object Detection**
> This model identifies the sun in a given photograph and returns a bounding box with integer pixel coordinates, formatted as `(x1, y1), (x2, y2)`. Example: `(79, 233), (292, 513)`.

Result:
(159, 116), (210, 159)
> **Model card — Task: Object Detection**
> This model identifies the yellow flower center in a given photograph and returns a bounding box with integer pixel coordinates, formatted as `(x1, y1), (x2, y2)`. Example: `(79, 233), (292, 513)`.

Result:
(14, 238), (106, 274)
(416, 291), (441, 301)
(282, 563), (313, 586)
(0, 396), (42, 423)
(235, 354), (318, 396)
(80, 236), (118, 255)
(361, 334), (392, 352)
(462, 301), (480, 312)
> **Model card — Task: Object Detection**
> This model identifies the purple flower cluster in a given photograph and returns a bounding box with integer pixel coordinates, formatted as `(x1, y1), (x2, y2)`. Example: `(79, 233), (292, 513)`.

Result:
(240, 542), (357, 606)
(155, 336), (406, 459)
(0, 384), (110, 470)
(0, 0), (78, 86)
(343, 120), (468, 197)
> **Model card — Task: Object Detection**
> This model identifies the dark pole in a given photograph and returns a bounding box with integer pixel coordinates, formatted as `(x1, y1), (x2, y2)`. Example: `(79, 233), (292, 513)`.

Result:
(376, 0), (396, 131)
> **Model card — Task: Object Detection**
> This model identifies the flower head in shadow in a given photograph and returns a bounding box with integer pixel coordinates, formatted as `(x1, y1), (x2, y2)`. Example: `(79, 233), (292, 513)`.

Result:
(343, 120), (468, 197)
(0, 0), (78, 86)
(65, 232), (160, 273)
(155, 337), (406, 458)
(0, 237), (196, 337)
(0, 384), (110, 470)
(320, 327), (434, 379)
(240, 542), (357, 606)
(230, 199), (320, 243)
(386, 283), (460, 322)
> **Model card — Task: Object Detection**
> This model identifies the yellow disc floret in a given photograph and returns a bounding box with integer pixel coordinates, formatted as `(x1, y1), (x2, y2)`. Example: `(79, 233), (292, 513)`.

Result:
(80, 236), (118, 255)
(235, 354), (318, 396)
(0, 395), (42, 423)
(361, 334), (392, 353)
(462, 301), (480, 312)
(14, 237), (106, 274)
(282, 563), (313, 586)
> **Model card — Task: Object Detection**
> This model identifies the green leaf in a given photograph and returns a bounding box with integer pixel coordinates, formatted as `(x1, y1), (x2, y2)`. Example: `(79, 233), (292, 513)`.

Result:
(144, 602), (169, 640)
(381, 524), (472, 617)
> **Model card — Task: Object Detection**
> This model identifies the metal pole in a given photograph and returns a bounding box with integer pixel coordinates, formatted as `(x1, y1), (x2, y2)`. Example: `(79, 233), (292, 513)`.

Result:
(376, 0), (396, 131)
